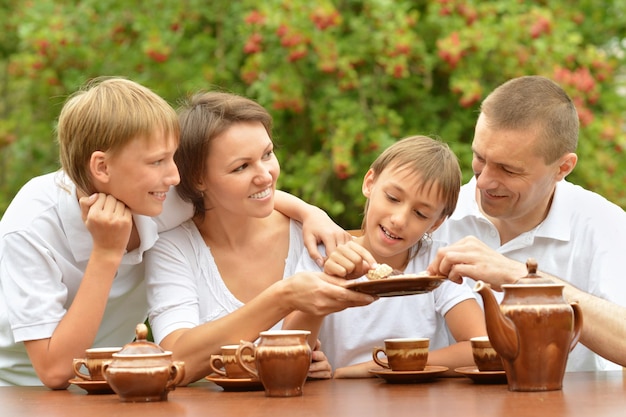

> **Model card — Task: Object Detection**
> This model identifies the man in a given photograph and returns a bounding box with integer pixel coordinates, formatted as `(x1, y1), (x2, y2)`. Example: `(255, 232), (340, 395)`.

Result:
(428, 75), (626, 372)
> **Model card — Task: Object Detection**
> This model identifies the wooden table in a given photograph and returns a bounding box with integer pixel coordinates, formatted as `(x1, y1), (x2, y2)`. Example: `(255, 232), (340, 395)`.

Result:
(2, 371), (625, 417)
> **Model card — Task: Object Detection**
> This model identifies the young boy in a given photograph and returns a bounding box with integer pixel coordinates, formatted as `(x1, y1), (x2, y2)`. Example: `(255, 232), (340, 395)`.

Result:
(287, 135), (487, 378)
(0, 77), (181, 388)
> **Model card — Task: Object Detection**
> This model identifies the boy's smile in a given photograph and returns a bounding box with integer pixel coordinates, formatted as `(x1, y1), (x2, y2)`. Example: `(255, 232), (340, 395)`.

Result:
(98, 131), (180, 217)
(361, 165), (445, 268)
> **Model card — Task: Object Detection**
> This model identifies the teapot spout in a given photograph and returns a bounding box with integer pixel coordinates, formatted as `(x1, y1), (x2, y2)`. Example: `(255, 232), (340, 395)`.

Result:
(474, 280), (519, 361)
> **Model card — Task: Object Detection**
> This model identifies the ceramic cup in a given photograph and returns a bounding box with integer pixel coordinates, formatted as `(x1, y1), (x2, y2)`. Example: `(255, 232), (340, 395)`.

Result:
(237, 330), (312, 397)
(209, 344), (257, 379)
(470, 336), (504, 372)
(372, 338), (429, 371)
(72, 347), (121, 381)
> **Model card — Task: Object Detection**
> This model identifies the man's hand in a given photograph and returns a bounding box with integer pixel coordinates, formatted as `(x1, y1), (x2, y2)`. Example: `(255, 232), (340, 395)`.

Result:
(427, 236), (526, 291)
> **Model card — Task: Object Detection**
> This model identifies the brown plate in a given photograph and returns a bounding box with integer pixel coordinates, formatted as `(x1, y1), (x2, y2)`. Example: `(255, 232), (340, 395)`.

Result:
(454, 366), (508, 384)
(346, 275), (447, 297)
(68, 378), (115, 395)
(368, 366), (449, 383)
(205, 374), (264, 392)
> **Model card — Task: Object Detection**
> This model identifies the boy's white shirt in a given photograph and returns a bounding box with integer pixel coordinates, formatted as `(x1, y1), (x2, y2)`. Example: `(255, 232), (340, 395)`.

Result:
(0, 172), (154, 386)
(294, 240), (476, 369)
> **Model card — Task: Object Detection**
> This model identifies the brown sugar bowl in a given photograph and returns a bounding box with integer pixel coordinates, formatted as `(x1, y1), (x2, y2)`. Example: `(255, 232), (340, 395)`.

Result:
(103, 323), (185, 402)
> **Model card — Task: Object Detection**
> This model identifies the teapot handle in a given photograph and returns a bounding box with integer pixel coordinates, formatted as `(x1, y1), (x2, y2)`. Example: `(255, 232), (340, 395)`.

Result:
(570, 302), (583, 352)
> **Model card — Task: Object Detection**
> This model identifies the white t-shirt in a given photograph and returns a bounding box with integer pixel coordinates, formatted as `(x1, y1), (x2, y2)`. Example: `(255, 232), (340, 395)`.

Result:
(153, 188), (194, 232)
(432, 177), (626, 372)
(295, 240), (477, 369)
(0, 172), (157, 386)
(146, 218), (305, 344)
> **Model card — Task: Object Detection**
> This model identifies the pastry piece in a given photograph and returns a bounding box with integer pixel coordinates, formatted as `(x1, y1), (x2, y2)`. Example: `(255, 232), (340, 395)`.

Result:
(366, 263), (394, 280)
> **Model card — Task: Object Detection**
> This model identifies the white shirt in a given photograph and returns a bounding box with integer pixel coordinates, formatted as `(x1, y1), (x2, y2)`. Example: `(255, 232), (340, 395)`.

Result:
(295, 240), (477, 369)
(0, 172), (156, 386)
(153, 188), (194, 232)
(432, 177), (626, 371)
(146, 218), (305, 345)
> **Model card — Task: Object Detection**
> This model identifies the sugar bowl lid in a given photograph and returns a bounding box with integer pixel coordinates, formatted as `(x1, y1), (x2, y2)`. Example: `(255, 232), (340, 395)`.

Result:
(116, 323), (165, 355)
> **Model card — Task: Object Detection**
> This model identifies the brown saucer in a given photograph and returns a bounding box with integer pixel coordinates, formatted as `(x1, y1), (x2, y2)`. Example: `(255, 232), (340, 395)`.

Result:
(368, 365), (448, 383)
(346, 275), (447, 297)
(454, 366), (507, 384)
(68, 378), (115, 394)
(205, 373), (264, 392)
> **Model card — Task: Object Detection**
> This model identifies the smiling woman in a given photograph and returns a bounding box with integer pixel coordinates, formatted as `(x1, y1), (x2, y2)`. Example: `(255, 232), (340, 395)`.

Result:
(143, 91), (375, 386)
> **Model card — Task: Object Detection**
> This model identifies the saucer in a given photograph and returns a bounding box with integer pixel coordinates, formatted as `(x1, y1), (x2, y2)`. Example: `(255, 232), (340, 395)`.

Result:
(205, 374), (264, 392)
(346, 275), (447, 297)
(454, 366), (508, 384)
(368, 365), (448, 383)
(68, 378), (115, 394)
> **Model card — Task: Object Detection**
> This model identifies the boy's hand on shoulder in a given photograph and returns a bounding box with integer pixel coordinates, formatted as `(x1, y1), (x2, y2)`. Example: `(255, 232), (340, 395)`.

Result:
(80, 193), (133, 254)
(300, 206), (351, 268)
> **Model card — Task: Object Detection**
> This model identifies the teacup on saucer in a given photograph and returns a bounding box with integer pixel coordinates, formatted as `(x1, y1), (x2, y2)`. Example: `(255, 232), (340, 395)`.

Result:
(470, 336), (504, 372)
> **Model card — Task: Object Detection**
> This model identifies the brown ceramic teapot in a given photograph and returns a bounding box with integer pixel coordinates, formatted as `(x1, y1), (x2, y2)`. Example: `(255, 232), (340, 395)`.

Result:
(474, 259), (583, 392)
(103, 323), (185, 402)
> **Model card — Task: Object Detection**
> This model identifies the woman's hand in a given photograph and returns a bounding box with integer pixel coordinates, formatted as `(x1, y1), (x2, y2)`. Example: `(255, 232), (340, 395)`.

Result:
(283, 271), (376, 316)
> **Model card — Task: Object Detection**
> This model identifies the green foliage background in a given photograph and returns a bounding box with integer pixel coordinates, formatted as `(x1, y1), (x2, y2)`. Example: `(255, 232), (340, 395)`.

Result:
(1, 0), (625, 228)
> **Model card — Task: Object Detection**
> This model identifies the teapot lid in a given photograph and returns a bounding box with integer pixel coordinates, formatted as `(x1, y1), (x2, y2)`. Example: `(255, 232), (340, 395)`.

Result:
(116, 323), (165, 355)
(514, 258), (555, 285)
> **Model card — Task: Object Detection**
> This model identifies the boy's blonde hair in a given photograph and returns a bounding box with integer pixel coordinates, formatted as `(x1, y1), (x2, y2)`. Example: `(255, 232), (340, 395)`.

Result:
(57, 77), (179, 195)
(362, 135), (461, 246)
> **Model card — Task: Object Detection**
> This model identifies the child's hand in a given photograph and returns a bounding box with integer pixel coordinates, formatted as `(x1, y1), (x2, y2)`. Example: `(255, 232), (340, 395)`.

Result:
(79, 193), (132, 256)
(300, 207), (352, 268)
(307, 339), (332, 380)
(323, 240), (377, 280)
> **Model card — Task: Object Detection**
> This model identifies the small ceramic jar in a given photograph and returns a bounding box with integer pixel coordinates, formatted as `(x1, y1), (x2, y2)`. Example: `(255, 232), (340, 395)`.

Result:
(103, 323), (185, 402)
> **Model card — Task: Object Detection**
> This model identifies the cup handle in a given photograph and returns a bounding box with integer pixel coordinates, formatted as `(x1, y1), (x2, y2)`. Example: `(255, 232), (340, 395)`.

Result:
(209, 355), (227, 377)
(236, 341), (258, 379)
(372, 347), (390, 369)
(72, 358), (91, 380)
(166, 361), (186, 391)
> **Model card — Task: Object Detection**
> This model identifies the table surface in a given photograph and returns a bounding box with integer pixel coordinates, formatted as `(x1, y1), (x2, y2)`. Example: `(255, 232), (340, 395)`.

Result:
(2, 371), (625, 417)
